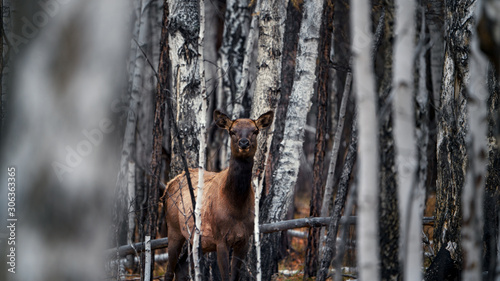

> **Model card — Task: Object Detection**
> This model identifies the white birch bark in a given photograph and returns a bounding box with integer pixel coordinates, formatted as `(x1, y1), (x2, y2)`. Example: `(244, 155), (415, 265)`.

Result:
(251, 3), (284, 276)
(193, 0), (207, 279)
(461, 10), (488, 279)
(266, 0), (323, 223)
(127, 161), (136, 245)
(351, 0), (381, 279)
(253, 177), (263, 281)
(168, 0), (203, 175)
(250, 0), (285, 186)
(393, 1), (423, 280)
(0, 1), (129, 280)
(144, 235), (152, 281)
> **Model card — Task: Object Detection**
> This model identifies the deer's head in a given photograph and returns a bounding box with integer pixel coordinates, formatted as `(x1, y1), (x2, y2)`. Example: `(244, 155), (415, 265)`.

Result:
(214, 110), (274, 159)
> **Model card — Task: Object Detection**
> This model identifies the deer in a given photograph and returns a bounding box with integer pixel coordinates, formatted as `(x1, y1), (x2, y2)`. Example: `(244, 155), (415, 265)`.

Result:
(163, 109), (274, 281)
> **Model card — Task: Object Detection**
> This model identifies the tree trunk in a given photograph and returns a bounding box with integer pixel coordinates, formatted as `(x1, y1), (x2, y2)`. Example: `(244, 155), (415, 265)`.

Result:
(216, 0), (252, 171)
(219, 0), (251, 117)
(249, 1), (286, 277)
(143, 2), (170, 280)
(255, 3), (301, 278)
(305, 0), (334, 276)
(168, 0), (202, 176)
(433, 0), (474, 262)
(461, 12), (488, 279)
(266, 0), (301, 201)
(260, 0), (324, 279)
(1, 1), (129, 280)
(193, 0), (207, 278)
(392, 0), (424, 279)
(351, 0), (381, 279)
(250, 0), (285, 188)
(477, 0), (500, 72)
(374, 1), (399, 279)
(319, 71), (351, 262)
(426, 0), (445, 108)
(317, 75), (355, 281)
(485, 68), (500, 281)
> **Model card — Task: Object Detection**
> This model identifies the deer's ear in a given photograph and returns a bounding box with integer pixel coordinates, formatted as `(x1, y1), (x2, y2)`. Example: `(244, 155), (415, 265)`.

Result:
(214, 110), (232, 130)
(255, 111), (274, 129)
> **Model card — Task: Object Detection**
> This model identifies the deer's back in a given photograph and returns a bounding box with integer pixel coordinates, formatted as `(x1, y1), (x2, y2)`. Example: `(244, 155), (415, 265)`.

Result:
(164, 168), (254, 252)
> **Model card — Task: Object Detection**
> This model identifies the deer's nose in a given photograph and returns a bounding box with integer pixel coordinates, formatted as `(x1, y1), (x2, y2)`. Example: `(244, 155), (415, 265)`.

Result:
(239, 138), (250, 149)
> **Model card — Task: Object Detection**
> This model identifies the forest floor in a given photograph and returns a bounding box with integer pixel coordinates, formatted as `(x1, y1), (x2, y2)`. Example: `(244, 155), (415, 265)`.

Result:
(124, 192), (436, 280)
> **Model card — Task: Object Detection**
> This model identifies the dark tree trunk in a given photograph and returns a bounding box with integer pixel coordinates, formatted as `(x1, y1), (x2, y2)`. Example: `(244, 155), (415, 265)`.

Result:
(374, 1), (400, 280)
(303, 0), (333, 278)
(433, 0), (473, 264)
(484, 68), (500, 281)
(317, 111), (357, 281)
(333, 0), (351, 103)
(142, 3), (170, 280)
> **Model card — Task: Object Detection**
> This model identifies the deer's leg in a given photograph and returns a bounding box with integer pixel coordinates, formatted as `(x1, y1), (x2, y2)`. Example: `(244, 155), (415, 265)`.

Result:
(217, 242), (230, 281)
(174, 246), (190, 281)
(164, 232), (185, 281)
(230, 244), (248, 281)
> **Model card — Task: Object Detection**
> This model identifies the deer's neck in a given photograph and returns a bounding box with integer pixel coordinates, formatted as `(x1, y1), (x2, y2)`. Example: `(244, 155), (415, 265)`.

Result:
(224, 157), (254, 205)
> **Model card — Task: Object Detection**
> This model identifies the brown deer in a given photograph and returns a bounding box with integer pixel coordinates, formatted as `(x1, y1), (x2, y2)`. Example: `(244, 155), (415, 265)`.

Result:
(163, 109), (273, 281)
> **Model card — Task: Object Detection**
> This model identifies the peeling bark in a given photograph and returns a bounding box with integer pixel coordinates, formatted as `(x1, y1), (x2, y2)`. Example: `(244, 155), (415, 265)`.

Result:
(433, 0), (474, 263)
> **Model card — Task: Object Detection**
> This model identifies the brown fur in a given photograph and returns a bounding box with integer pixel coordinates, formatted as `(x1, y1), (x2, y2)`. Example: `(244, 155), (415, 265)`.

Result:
(163, 110), (273, 281)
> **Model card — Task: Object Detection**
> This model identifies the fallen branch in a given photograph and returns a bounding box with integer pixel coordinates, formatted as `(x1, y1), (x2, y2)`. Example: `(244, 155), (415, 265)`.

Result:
(107, 216), (435, 257)
(106, 238), (169, 258)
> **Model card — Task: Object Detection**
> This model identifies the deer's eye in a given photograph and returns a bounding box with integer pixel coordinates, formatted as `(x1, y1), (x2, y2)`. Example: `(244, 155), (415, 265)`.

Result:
(253, 130), (259, 135)
(229, 131), (236, 137)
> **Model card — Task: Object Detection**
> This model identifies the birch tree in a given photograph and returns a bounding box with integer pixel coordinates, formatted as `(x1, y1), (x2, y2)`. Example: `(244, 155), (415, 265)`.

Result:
(0, 1), (129, 280)
(392, 0), (423, 280)
(193, 0), (207, 279)
(351, 0), (381, 279)
(250, 1), (285, 277)
(259, 0), (323, 279)
(250, 0), (285, 185)
(168, 0), (203, 175)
